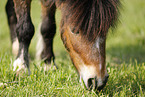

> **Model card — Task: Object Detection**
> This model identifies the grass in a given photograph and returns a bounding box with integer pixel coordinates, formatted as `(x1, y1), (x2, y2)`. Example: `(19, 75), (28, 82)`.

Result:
(0, 0), (145, 96)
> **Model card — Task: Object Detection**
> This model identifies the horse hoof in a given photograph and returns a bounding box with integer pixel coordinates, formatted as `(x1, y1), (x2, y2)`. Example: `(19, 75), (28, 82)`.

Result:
(43, 63), (58, 71)
(13, 58), (26, 74)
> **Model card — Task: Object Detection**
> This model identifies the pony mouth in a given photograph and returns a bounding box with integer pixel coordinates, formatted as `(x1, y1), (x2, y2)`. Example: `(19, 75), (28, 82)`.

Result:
(80, 75), (109, 91)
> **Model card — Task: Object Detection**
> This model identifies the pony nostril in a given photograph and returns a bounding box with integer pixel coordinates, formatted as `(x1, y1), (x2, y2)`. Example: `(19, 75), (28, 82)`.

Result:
(88, 78), (93, 89)
(87, 78), (97, 90)
(85, 76), (109, 91)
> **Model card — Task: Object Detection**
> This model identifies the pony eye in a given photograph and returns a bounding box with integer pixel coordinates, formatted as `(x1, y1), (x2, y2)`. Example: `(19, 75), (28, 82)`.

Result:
(71, 27), (79, 34)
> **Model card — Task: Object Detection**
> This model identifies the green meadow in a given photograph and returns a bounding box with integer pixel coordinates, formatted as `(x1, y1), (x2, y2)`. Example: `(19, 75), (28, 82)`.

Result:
(0, 0), (144, 96)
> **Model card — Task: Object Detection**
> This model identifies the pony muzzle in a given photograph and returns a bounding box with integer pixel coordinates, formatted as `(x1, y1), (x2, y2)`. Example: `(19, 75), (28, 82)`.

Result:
(80, 74), (109, 91)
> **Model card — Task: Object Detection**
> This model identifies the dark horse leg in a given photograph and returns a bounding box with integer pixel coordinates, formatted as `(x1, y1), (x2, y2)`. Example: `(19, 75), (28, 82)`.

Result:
(12, 0), (34, 75)
(36, 1), (57, 71)
(5, 0), (18, 56)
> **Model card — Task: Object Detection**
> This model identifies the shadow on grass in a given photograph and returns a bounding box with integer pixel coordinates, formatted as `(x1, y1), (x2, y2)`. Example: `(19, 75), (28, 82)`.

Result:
(107, 44), (145, 64)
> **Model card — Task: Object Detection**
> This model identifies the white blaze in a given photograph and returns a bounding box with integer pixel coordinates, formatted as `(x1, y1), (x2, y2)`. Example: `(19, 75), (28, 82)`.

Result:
(95, 38), (104, 71)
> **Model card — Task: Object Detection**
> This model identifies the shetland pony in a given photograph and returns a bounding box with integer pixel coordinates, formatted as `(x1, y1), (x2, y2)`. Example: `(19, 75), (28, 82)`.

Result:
(5, 0), (119, 90)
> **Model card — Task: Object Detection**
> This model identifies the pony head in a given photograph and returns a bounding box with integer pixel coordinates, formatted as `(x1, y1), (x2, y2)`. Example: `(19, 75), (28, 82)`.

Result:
(57, 0), (119, 90)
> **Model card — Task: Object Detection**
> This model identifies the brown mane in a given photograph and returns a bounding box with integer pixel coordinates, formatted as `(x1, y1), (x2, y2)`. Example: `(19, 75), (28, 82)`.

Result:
(57, 0), (120, 41)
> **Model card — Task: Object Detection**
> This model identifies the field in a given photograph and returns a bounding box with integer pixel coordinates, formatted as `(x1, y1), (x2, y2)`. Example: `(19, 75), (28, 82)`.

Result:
(0, 0), (145, 96)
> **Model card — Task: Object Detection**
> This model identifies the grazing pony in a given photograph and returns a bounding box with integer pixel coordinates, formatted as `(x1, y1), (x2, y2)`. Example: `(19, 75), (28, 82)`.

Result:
(5, 0), (119, 90)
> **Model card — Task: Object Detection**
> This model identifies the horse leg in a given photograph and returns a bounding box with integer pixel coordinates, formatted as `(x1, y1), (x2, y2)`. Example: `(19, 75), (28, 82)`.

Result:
(36, 1), (57, 71)
(12, 0), (34, 75)
(5, 0), (18, 56)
